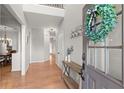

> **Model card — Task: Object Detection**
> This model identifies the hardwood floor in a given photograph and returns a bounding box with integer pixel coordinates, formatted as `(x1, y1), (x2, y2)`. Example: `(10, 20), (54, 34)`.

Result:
(0, 55), (67, 89)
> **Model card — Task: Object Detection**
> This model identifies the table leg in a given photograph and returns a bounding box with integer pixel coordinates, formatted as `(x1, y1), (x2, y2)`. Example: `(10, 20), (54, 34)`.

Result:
(4, 55), (7, 66)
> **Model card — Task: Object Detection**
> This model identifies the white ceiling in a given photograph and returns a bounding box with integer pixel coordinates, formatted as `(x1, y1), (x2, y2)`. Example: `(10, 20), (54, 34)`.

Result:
(24, 12), (63, 28)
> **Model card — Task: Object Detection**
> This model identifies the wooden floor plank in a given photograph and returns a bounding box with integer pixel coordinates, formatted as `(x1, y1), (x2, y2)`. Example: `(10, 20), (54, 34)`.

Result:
(0, 55), (67, 89)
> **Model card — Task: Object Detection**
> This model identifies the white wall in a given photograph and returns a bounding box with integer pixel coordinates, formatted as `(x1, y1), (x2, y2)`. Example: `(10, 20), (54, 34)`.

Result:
(44, 28), (50, 61)
(31, 28), (50, 63)
(31, 28), (44, 62)
(57, 4), (85, 86)
(59, 4), (84, 65)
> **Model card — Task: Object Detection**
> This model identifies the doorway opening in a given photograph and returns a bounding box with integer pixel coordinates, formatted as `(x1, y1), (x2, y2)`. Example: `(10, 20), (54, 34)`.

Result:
(49, 28), (57, 64)
(0, 5), (22, 81)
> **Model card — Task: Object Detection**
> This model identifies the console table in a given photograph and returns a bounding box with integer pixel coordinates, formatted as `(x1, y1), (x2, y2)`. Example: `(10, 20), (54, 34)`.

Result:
(62, 61), (81, 89)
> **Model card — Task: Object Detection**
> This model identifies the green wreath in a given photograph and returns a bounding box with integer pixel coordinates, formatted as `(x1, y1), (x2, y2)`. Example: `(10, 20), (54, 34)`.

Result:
(85, 4), (117, 43)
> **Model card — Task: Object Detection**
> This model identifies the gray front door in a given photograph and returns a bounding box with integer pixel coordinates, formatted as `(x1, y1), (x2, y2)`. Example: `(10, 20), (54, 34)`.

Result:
(82, 4), (124, 89)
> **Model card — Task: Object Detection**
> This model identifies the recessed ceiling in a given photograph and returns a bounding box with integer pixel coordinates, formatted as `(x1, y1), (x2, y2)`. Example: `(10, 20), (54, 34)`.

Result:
(24, 12), (63, 28)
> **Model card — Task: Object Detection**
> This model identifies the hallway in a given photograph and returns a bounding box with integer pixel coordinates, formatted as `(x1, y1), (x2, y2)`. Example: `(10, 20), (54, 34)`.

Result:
(0, 59), (67, 89)
(0, 4), (124, 89)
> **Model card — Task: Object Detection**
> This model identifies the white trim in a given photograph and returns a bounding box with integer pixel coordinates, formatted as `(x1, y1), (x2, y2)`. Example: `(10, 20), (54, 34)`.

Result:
(31, 59), (49, 63)
(18, 28), (21, 72)
(23, 4), (65, 17)
(21, 25), (26, 76)
(29, 30), (32, 64)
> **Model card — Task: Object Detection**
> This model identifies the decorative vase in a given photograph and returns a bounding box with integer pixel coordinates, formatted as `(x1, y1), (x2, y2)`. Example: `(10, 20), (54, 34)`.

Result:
(65, 56), (68, 61)
(68, 55), (71, 62)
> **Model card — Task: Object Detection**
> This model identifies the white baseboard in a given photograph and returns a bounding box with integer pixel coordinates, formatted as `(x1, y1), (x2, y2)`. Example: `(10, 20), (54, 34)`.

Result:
(31, 59), (49, 63)
(21, 64), (29, 76)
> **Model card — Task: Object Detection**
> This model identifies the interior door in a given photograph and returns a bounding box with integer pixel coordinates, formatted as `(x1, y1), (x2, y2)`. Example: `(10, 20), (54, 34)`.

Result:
(82, 4), (124, 89)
